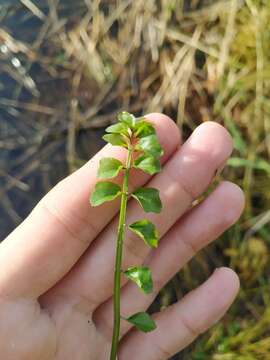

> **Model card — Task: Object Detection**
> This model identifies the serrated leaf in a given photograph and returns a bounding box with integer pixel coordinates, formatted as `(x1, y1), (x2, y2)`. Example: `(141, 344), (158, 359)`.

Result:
(137, 134), (163, 157)
(129, 220), (159, 248)
(97, 158), (124, 179)
(117, 111), (136, 128)
(124, 266), (153, 294)
(134, 119), (156, 138)
(105, 122), (129, 136)
(125, 312), (156, 332)
(90, 182), (121, 206)
(134, 155), (161, 175)
(103, 133), (127, 147)
(132, 187), (162, 213)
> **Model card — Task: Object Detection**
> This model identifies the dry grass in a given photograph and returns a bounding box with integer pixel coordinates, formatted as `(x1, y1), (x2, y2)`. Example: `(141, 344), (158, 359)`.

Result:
(0, 0), (270, 358)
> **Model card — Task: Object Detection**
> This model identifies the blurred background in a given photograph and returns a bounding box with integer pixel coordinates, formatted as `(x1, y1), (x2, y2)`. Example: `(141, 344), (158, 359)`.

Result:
(0, 0), (269, 358)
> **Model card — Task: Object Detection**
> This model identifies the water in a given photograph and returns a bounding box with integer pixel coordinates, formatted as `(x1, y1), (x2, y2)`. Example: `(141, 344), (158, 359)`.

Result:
(0, 1), (104, 239)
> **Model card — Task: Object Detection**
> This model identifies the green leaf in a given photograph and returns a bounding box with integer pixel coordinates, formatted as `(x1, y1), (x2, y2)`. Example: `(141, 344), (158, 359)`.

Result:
(105, 122), (129, 136)
(97, 158), (124, 179)
(132, 187), (162, 213)
(124, 266), (153, 294)
(134, 155), (161, 175)
(125, 312), (156, 332)
(102, 133), (127, 147)
(129, 219), (159, 248)
(117, 111), (136, 128)
(90, 182), (121, 206)
(137, 134), (163, 157)
(134, 119), (155, 138)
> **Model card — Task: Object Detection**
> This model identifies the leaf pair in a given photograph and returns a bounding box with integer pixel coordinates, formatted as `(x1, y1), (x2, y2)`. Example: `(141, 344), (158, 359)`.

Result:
(118, 111), (136, 129)
(97, 139), (163, 180)
(103, 112), (161, 148)
(102, 112), (135, 148)
(117, 111), (155, 138)
(102, 112), (163, 178)
(90, 184), (162, 213)
(103, 120), (130, 148)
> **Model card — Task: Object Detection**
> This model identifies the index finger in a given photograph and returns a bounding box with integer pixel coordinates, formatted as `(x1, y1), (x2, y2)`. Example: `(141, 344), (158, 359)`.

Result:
(0, 114), (181, 298)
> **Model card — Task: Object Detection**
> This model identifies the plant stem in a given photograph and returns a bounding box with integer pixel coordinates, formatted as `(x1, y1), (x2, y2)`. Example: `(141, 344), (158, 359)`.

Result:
(110, 146), (133, 360)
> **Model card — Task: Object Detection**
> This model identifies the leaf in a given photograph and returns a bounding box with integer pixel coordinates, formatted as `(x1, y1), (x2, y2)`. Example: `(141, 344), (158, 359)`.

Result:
(105, 122), (129, 136)
(117, 111), (136, 128)
(102, 133), (127, 147)
(137, 134), (163, 157)
(124, 266), (153, 294)
(134, 119), (155, 138)
(125, 312), (156, 332)
(132, 187), (162, 213)
(97, 158), (124, 179)
(134, 155), (161, 175)
(90, 182), (121, 206)
(129, 219), (159, 248)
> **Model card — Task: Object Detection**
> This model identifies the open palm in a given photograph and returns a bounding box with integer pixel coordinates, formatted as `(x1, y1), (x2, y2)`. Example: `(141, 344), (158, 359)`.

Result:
(0, 114), (244, 360)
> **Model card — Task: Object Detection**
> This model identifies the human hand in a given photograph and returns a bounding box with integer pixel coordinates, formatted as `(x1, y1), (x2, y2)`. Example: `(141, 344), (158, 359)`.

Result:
(0, 114), (244, 360)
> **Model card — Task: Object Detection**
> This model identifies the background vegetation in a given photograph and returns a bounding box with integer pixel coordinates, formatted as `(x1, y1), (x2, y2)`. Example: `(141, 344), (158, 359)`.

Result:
(0, 0), (269, 358)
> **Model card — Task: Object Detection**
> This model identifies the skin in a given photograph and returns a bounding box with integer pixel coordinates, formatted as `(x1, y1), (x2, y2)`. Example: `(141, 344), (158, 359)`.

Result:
(0, 114), (245, 360)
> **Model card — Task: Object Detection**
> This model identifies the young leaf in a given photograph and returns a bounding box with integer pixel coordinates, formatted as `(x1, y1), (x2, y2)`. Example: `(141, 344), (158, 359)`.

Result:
(137, 134), (163, 157)
(134, 155), (161, 175)
(117, 111), (136, 128)
(134, 119), (155, 138)
(90, 182), (121, 206)
(129, 219), (159, 248)
(98, 158), (124, 179)
(132, 187), (162, 213)
(124, 266), (153, 294)
(105, 122), (129, 137)
(103, 133), (127, 147)
(125, 312), (156, 332)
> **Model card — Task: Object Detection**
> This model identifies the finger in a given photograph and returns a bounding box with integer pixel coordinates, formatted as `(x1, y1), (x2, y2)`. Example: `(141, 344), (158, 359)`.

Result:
(0, 114), (180, 298)
(45, 122), (233, 309)
(94, 181), (244, 337)
(119, 267), (240, 360)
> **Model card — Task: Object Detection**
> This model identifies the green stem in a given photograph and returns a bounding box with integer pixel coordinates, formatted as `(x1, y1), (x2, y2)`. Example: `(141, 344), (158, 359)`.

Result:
(110, 146), (133, 360)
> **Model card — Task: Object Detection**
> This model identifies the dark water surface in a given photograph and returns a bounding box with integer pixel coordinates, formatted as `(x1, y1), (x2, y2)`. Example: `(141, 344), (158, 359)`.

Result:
(0, 1), (105, 239)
